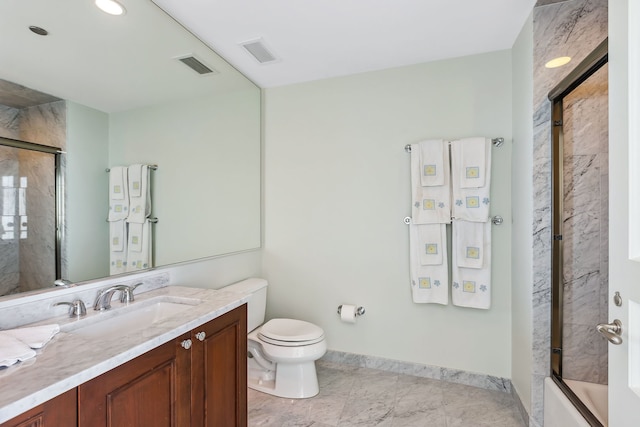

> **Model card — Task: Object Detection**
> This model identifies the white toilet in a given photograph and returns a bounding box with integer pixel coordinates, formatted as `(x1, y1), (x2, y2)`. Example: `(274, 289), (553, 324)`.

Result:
(223, 278), (327, 399)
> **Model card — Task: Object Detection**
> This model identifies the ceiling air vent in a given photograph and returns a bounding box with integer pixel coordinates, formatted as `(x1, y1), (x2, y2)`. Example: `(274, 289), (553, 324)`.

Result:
(239, 38), (279, 64)
(176, 55), (218, 75)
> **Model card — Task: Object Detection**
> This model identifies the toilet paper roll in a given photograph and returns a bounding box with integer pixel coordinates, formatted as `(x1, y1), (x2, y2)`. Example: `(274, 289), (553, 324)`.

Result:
(340, 304), (357, 323)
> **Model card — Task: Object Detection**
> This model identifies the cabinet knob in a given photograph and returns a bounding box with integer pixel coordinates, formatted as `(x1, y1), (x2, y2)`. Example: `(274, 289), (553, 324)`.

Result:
(195, 331), (206, 341)
(181, 339), (192, 350)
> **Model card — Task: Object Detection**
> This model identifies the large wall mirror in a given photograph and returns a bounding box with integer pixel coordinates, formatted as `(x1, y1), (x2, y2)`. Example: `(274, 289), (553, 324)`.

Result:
(0, 0), (261, 297)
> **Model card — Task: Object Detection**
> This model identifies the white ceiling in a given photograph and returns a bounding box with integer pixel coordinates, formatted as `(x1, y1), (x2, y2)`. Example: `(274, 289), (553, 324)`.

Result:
(0, 0), (253, 113)
(0, 0), (536, 113)
(153, 0), (537, 88)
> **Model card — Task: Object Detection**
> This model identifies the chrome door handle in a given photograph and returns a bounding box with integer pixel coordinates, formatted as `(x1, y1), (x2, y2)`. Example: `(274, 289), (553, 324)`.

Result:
(195, 331), (206, 341)
(181, 339), (192, 350)
(596, 319), (623, 345)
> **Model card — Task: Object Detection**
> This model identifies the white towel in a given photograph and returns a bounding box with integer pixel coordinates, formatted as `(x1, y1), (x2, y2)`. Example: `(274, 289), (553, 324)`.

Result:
(127, 164), (151, 224)
(418, 223), (444, 266)
(108, 166), (129, 221)
(451, 138), (491, 222)
(418, 139), (446, 186)
(126, 220), (152, 271)
(452, 220), (491, 309)
(109, 220), (126, 252)
(0, 334), (36, 367)
(458, 137), (487, 188)
(454, 219), (484, 269)
(409, 223), (448, 305)
(3, 324), (60, 349)
(411, 141), (451, 224)
(110, 222), (128, 275)
(128, 222), (144, 253)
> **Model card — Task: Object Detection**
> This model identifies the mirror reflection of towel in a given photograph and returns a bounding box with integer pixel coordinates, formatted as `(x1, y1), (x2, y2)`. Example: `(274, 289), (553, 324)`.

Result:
(126, 220), (152, 271)
(127, 164), (150, 224)
(108, 166), (129, 221)
(109, 220), (126, 252)
(110, 221), (128, 275)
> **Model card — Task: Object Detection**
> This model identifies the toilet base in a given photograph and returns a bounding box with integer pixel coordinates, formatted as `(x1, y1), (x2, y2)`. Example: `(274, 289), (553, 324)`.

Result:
(248, 360), (320, 399)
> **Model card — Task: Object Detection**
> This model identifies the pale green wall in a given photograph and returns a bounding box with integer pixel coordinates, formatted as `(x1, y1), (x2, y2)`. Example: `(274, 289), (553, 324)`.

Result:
(511, 12), (534, 413)
(65, 102), (110, 281)
(263, 50), (513, 377)
(108, 89), (261, 267)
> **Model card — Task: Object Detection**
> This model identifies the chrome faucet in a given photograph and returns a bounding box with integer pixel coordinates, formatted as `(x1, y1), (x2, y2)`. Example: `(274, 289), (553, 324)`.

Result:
(54, 299), (87, 317)
(119, 282), (142, 304)
(93, 285), (134, 311)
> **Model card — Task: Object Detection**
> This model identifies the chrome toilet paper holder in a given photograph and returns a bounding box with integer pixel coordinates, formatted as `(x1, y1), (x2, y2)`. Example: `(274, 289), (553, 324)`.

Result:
(337, 305), (366, 316)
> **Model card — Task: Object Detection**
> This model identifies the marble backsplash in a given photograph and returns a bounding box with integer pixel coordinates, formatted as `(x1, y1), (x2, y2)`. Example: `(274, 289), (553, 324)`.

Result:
(0, 271), (169, 330)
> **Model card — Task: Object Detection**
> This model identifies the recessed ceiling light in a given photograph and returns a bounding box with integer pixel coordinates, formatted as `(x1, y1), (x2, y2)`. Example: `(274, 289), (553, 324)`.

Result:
(95, 0), (126, 16)
(545, 56), (572, 69)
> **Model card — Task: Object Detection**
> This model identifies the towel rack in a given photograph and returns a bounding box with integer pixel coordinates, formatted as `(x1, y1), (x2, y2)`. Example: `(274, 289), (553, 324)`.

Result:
(404, 216), (504, 225)
(404, 138), (504, 152)
(105, 217), (158, 223)
(105, 164), (158, 172)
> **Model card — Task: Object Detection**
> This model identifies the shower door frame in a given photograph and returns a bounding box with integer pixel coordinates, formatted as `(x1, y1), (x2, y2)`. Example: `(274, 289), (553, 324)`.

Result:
(0, 136), (65, 281)
(549, 38), (608, 427)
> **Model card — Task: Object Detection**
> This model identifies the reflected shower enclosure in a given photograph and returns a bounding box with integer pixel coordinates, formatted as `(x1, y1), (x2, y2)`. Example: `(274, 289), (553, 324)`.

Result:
(0, 139), (60, 295)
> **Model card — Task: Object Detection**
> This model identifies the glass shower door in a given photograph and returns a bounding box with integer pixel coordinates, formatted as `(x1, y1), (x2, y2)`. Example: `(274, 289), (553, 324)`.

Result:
(0, 141), (58, 294)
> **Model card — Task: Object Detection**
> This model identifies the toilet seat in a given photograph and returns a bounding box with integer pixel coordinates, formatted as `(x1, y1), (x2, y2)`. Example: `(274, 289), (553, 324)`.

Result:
(258, 318), (325, 347)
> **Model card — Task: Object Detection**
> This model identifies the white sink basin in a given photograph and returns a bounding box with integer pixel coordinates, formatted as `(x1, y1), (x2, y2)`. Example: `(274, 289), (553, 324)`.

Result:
(62, 296), (202, 339)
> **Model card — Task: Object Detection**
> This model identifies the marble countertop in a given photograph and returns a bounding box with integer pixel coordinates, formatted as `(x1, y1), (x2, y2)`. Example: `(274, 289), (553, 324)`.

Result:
(0, 285), (249, 424)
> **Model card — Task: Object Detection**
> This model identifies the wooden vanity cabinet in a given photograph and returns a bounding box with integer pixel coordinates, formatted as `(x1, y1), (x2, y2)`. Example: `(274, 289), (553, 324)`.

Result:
(191, 303), (247, 427)
(0, 389), (77, 427)
(2, 304), (247, 427)
(78, 331), (192, 426)
(78, 304), (247, 427)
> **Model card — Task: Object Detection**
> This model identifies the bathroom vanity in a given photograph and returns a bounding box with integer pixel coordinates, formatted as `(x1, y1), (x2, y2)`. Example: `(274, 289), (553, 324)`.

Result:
(0, 284), (249, 427)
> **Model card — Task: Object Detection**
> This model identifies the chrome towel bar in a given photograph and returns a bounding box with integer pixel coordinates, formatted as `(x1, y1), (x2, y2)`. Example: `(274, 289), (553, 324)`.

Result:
(404, 137), (504, 152)
(403, 216), (503, 225)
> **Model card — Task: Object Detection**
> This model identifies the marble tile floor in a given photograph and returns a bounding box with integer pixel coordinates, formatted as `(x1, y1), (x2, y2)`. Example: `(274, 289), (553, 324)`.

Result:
(248, 360), (526, 427)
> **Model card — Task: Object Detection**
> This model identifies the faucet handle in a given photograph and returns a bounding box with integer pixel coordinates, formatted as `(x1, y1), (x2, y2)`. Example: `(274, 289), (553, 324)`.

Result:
(54, 299), (87, 317)
(120, 282), (142, 304)
(53, 279), (73, 288)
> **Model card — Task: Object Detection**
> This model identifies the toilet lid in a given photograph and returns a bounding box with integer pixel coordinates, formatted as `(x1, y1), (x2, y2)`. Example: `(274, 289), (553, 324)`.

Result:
(258, 318), (324, 344)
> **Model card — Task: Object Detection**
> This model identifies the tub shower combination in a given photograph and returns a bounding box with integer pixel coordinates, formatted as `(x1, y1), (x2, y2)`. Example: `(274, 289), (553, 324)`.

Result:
(546, 39), (611, 427)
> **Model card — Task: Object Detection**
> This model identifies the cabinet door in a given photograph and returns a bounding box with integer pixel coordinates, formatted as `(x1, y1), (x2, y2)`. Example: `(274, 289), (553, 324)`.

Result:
(78, 332), (191, 427)
(191, 304), (247, 427)
(0, 388), (77, 427)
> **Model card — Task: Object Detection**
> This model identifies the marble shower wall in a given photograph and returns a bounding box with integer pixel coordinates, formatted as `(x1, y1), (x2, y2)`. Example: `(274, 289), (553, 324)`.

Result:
(0, 100), (66, 294)
(561, 64), (608, 385)
(531, 0), (607, 425)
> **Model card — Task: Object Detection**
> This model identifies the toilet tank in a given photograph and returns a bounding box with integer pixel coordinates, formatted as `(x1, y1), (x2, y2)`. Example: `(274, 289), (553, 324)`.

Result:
(221, 278), (268, 332)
